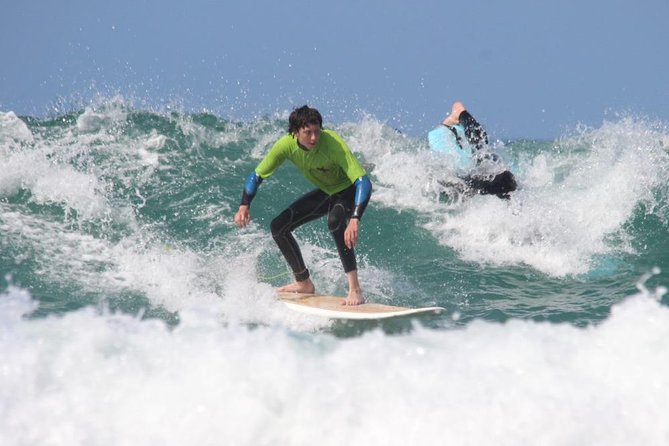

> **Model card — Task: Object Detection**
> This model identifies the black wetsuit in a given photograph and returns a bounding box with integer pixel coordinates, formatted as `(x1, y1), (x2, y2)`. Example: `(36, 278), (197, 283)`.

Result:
(459, 110), (489, 151)
(270, 185), (358, 282)
(459, 111), (517, 199)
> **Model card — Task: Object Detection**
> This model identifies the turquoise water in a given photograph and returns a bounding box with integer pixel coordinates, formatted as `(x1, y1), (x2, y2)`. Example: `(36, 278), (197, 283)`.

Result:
(1, 100), (669, 444)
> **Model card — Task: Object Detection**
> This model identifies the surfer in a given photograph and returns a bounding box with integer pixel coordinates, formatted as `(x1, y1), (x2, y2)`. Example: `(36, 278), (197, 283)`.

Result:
(432, 102), (517, 199)
(233, 105), (372, 306)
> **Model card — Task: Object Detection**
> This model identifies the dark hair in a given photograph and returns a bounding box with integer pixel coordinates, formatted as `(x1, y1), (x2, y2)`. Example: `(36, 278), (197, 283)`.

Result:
(288, 105), (323, 134)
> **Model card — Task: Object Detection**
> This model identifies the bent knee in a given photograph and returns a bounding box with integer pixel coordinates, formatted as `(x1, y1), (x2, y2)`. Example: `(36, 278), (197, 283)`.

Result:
(271, 209), (292, 237)
(328, 203), (347, 232)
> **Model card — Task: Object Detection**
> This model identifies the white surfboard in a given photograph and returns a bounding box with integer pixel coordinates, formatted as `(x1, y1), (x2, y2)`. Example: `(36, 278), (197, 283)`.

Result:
(278, 292), (445, 320)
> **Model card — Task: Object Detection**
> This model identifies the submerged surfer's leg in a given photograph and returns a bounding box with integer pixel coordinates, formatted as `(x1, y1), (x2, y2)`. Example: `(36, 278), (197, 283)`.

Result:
(327, 186), (364, 305)
(464, 170), (517, 198)
(271, 189), (329, 293)
(459, 110), (488, 150)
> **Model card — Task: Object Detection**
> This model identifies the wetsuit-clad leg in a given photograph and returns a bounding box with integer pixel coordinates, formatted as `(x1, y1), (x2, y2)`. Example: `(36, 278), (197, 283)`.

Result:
(459, 110), (517, 198)
(459, 110), (488, 150)
(326, 186), (357, 274)
(270, 185), (356, 281)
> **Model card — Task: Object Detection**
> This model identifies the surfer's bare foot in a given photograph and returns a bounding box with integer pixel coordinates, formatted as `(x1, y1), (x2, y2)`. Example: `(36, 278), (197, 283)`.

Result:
(342, 288), (364, 306)
(276, 278), (315, 294)
(442, 101), (466, 127)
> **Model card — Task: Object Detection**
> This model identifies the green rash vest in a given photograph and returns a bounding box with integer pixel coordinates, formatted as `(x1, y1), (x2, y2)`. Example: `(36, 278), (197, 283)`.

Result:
(255, 129), (366, 195)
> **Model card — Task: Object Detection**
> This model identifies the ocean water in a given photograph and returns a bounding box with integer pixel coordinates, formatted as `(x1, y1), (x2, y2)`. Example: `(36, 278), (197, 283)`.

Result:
(1, 99), (669, 445)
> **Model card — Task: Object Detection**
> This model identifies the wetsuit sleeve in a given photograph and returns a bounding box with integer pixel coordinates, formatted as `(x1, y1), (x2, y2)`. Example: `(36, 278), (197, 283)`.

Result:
(240, 171), (263, 206)
(351, 175), (372, 219)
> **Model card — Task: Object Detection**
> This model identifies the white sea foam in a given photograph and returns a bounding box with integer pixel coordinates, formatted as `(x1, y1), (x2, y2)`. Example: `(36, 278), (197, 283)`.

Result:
(0, 144), (110, 220)
(0, 103), (152, 220)
(76, 98), (128, 133)
(1, 282), (668, 445)
(0, 111), (34, 147)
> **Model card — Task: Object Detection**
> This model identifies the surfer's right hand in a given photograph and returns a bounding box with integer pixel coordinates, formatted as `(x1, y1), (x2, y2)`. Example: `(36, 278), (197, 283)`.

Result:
(234, 205), (251, 228)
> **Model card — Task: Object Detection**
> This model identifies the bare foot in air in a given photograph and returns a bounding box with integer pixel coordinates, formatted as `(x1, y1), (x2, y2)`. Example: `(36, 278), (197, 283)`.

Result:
(277, 278), (315, 294)
(442, 101), (466, 127)
(341, 288), (364, 306)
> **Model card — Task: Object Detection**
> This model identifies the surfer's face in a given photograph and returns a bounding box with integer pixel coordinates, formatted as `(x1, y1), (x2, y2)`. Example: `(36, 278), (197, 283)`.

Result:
(295, 124), (321, 150)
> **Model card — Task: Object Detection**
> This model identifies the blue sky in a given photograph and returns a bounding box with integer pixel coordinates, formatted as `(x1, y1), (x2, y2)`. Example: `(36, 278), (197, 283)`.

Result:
(1, 0), (668, 139)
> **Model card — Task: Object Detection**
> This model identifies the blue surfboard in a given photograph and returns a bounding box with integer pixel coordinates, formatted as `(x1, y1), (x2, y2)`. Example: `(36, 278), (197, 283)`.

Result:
(428, 124), (473, 171)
